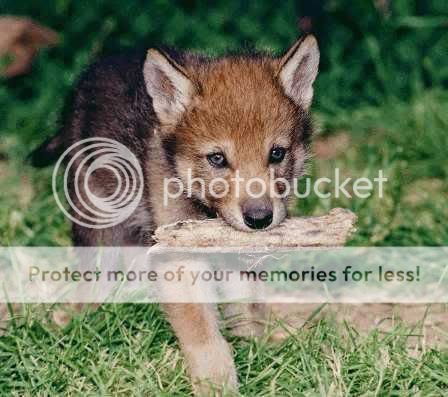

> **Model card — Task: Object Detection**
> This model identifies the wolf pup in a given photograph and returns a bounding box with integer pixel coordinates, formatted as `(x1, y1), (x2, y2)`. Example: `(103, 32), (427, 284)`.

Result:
(31, 34), (319, 394)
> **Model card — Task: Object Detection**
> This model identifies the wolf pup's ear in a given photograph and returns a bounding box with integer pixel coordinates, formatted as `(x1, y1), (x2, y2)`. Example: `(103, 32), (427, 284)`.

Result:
(277, 35), (319, 111)
(143, 49), (195, 126)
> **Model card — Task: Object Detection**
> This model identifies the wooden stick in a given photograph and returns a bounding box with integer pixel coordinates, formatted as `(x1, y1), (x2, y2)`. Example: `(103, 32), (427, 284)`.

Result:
(154, 208), (357, 249)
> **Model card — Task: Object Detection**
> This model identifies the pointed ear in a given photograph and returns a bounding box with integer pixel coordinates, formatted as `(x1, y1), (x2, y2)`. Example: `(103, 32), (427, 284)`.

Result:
(143, 49), (195, 126)
(277, 35), (319, 111)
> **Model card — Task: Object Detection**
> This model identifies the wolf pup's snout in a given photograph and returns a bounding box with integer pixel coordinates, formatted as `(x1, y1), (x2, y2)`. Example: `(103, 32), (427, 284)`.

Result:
(242, 200), (273, 230)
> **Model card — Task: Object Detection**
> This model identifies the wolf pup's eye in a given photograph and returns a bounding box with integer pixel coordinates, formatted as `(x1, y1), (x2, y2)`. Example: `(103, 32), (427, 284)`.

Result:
(269, 147), (286, 164)
(207, 152), (228, 168)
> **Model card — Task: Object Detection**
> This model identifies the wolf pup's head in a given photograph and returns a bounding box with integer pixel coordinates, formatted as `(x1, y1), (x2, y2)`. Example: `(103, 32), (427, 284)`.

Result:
(144, 35), (319, 231)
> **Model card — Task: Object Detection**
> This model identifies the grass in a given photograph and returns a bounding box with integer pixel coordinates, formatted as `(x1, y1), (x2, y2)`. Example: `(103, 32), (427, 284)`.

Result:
(1, 92), (447, 394)
(296, 89), (448, 247)
(1, 305), (448, 396)
(1, 1), (448, 395)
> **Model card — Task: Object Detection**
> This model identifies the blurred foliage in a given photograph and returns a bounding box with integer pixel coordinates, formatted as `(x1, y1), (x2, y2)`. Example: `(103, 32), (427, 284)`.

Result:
(1, 0), (447, 115)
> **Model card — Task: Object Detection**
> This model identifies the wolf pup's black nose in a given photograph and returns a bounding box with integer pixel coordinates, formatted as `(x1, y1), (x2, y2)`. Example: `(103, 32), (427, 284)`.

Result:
(242, 202), (273, 230)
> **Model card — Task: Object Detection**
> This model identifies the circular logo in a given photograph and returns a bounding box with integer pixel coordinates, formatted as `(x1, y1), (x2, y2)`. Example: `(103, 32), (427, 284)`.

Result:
(52, 137), (144, 229)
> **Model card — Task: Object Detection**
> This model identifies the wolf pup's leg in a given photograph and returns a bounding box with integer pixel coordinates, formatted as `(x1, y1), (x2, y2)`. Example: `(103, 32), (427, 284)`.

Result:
(162, 303), (238, 395)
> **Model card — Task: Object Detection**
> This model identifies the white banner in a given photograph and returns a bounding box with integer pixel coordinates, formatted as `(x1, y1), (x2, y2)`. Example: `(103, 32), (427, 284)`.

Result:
(1, 247), (447, 303)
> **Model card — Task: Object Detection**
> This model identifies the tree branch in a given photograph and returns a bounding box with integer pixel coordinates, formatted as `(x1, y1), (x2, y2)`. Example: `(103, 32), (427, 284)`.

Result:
(154, 208), (357, 249)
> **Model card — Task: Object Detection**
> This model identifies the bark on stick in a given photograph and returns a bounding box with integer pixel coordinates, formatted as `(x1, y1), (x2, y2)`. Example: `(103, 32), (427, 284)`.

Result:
(154, 208), (357, 249)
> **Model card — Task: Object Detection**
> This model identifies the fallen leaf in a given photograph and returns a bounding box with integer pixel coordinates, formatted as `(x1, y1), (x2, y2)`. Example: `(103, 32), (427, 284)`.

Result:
(0, 16), (58, 77)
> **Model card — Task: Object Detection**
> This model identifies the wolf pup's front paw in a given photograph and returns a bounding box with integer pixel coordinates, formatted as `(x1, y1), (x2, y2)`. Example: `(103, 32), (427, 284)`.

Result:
(187, 339), (238, 396)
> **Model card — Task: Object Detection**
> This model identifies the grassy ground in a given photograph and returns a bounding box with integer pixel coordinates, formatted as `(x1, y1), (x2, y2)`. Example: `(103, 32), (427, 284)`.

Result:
(2, 109), (448, 392)
(1, 1), (448, 395)
(2, 304), (448, 395)
(1, 91), (447, 395)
